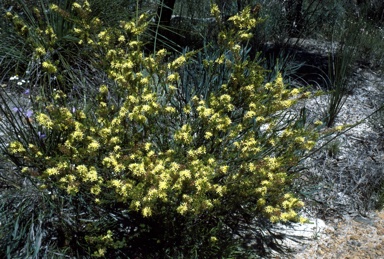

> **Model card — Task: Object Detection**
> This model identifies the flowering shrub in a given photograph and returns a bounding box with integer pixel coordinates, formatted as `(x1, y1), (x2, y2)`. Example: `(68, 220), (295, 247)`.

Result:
(2, 1), (322, 257)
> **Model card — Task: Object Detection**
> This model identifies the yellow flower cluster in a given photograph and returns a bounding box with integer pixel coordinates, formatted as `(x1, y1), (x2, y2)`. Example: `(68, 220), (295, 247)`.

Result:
(34, 47), (46, 57)
(36, 113), (54, 129)
(174, 124), (193, 144)
(9, 141), (26, 154)
(227, 6), (259, 30)
(42, 61), (57, 74)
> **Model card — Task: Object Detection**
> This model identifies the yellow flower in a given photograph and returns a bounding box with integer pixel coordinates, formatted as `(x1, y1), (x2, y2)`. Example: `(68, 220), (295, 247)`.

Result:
(88, 140), (100, 152)
(91, 184), (101, 195)
(197, 106), (213, 118)
(49, 4), (58, 11)
(265, 206), (274, 213)
(281, 99), (294, 108)
(174, 124), (192, 144)
(5, 12), (12, 19)
(87, 167), (98, 182)
(282, 129), (293, 137)
(295, 137), (305, 143)
(264, 156), (280, 170)
(76, 164), (88, 175)
(210, 4), (221, 17)
(156, 49), (167, 57)
(9, 141), (26, 154)
(220, 165), (228, 174)
(215, 55), (225, 64)
(204, 131), (213, 139)
(335, 125), (344, 131)
(244, 111), (256, 119)
(140, 77), (149, 85)
(94, 248), (106, 257)
(118, 35), (125, 43)
(240, 33), (253, 40)
(165, 106), (176, 113)
(232, 44), (241, 52)
(72, 2), (81, 10)
(299, 216), (309, 224)
(129, 41), (139, 48)
(73, 27), (82, 34)
(99, 85), (108, 95)
(42, 61), (57, 74)
(270, 216), (279, 223)
(131, 200), (141, 211)
(265, 82), (272, 90)
(177, 202), (188, 215)
(257, 198), (266, 207)
(45, 167), (59, 176)
(99, 128), (111, 138)
(35, 47), (46, 56)
(290, 88), (301, 96)
(167, 73), (179, 82)
(255, 186), (267, 196)
(142, 207), (152, 217)
(72, 130), (84, 140)
(179, 169), (191, 179)
(219, 94), (231, 103)
(304, 140), (316, 150)
(66, 184), (79, 195)
(215, 185), (225, 196)
(168, 56), (186, 69)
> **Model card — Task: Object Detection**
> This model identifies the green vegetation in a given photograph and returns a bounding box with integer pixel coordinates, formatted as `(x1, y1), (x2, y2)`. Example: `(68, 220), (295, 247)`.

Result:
(0, 0), (383, 258)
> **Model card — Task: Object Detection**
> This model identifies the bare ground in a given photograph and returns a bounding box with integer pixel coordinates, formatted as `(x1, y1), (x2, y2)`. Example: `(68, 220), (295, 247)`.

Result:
(274, 39), (384, 258)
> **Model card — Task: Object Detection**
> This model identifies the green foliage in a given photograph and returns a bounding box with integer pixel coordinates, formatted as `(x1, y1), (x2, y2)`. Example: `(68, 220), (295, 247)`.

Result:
(324, 8), (378, 127)
(0, 0), (108, 95)
(0, 1), (326, 258)
(1, 0), (74, 74)
(374, 179), (384, 211)
(325, 139), (341, 158)
(89, 0), (146, 26)
(0, 185), (67, 258)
